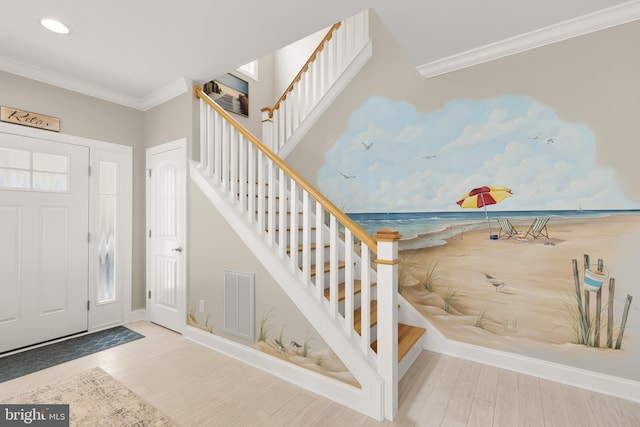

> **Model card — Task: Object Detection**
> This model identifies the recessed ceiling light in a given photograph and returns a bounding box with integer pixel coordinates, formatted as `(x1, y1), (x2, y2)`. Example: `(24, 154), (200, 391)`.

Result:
(40, 18), (71, 35)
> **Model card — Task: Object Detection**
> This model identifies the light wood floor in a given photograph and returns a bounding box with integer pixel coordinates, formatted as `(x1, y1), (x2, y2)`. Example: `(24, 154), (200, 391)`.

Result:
(2, 321), (639, 426)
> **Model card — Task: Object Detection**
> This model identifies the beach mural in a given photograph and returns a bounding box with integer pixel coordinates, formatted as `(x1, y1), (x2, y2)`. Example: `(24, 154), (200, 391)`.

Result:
(187, 305), (359, 387)
(252, 308), (359, 387)
(317, 94), (640, 381)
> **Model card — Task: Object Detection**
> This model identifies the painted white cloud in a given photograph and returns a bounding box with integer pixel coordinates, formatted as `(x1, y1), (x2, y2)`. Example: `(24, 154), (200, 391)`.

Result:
(317, 95), (640, 213)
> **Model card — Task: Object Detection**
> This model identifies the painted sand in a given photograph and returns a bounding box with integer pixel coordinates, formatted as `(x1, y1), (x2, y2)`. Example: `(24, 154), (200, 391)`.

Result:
(254, 341), (360, 388)
(397, 213), (640, 381)
(188, 312), (359, 387)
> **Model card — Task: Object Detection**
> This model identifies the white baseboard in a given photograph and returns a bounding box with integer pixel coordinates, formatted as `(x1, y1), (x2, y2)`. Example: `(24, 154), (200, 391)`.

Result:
(421, 318), (640, 403)
(129, 309), (146, 323)
(183, 325), (384, 421)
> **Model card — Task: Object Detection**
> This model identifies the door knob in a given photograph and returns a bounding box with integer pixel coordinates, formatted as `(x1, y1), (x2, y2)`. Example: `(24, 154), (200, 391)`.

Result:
(171, 246), (183, 253)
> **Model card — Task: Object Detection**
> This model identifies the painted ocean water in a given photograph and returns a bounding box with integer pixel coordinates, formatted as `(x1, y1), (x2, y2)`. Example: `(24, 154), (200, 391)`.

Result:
(349, 210), (640, 250)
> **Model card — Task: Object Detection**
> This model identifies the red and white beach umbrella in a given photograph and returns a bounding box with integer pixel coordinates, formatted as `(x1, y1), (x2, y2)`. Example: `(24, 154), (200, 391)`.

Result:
(456, 186), (513, 237)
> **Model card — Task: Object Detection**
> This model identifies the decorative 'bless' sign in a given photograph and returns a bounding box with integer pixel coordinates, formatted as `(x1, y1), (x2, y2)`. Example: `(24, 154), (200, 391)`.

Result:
(0, 106), (60, 132)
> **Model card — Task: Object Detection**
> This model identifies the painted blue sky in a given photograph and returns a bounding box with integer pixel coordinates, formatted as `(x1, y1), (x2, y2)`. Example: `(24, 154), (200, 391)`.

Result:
(317, 95), (640, 213)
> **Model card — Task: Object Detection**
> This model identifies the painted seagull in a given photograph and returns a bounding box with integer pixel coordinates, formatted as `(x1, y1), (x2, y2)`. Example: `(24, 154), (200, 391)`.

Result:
(422, 155), (437, 159)
(361, 141), (373, 151)
(546, 138), (555, 145)
(483, 273), (505, 292)
(290, 340), (302, 354)
(274, 339), (286, 356)
(528, 133), (541, 140)
(340, 172), (355, 179)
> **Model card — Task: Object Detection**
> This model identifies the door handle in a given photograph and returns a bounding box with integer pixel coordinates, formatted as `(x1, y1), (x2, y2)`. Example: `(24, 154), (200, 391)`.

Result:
(171, 246), (183, 253)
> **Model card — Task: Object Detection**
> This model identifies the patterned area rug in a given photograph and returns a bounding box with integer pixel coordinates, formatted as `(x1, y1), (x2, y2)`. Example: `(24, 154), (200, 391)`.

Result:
(1, 367), (178, 426)
(0, 326), (144, 383)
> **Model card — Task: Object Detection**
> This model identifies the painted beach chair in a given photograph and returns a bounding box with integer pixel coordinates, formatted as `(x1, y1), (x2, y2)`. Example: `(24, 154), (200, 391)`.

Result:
(496, 218), (519, 239)
(524, 217), (551, 239)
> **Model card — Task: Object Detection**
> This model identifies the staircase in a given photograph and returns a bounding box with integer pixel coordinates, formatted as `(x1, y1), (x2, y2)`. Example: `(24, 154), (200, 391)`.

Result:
(261, 11), (373, 158)
(190, 11), (425, 421)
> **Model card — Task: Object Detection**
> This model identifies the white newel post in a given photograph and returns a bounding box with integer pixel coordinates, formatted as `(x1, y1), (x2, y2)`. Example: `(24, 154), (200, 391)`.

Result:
(261, 108), (273, 151)
(374, 228), (401, 420)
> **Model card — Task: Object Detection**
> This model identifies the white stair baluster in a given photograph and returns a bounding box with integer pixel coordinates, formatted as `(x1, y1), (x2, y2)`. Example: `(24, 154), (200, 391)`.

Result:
(302, 192), (311, 282)
(344, 229), (354, 337)
(314, 203), (325, 302)
(329, 215), (339, 319)
(360, 248), (371, 353)
(278, 169), (286, 258)
(289, 182), (299, 273)
(267, 162), (276, 247)
(247, 142), (256, 225)
(239, 137), (247, 214)
(257, 153), (265, 234)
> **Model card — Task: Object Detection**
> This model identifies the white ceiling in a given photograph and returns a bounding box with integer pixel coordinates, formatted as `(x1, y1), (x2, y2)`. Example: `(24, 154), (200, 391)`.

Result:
(1, 0), (638, 110)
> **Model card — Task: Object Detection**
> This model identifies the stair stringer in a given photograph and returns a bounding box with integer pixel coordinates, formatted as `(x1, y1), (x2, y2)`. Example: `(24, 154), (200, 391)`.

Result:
(276, 40), (373, 159)
(190, 162), (385, 421)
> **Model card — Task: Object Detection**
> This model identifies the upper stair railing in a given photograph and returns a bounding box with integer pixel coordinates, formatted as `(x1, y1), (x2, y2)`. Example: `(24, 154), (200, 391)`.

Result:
(261, 10), (370, 154)
(195, 85), (399, 420)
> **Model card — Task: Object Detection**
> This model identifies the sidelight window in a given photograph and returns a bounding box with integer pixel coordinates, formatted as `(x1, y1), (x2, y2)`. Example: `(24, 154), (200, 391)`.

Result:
(97, 161), (118, 303)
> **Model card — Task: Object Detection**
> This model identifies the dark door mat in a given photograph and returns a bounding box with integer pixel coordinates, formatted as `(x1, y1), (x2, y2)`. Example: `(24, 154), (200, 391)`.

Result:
(0, 326), (144, 383)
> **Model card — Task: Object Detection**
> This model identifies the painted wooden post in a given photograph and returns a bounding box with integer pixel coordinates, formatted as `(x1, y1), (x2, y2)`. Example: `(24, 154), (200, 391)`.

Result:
(616, 295), (633, 350)
(571, 259), (588, 343)
(583, 254), (590, 326)
(607, 278), (615, 348)
(261, 108), (273, 151)
(571, 259), (582, 304)
(374, 228), (401, 420)
(595, 287), (602, 347)
(594, 259), (604, 347)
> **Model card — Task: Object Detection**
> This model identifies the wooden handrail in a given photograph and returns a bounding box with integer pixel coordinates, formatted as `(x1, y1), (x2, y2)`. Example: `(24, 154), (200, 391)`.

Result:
(195, 86), (377, 253)
(261, 22), (342, 118)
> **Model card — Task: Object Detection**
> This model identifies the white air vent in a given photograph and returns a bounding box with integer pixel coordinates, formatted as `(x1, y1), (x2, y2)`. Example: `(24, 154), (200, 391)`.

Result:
(224, 270), (255, 340)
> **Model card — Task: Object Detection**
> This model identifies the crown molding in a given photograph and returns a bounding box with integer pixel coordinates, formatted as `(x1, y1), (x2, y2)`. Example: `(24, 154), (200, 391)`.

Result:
(0, 55), (190, 111)
(417, 0), (640, 79)
(138, 77), (192, 111)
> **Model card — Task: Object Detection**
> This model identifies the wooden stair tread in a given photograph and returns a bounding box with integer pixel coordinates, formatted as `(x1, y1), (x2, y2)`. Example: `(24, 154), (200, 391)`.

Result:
(370, 324), (426, 362)
(310, 261), (345, 276)
(354, 300), (378, 334)
(323, 280), (377, 301)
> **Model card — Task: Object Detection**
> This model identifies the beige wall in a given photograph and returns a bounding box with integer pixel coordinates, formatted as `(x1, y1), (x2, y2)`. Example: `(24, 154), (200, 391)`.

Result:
(144, 92), (194, 150)
(285, 13), (640, 204)
(273, 27), (328, 96)
(0, 70), (147, 309)
(0, 71), (143, 145)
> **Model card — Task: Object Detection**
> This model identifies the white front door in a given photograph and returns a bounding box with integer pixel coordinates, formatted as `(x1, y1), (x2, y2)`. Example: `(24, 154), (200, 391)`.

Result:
(146, 140), (186, 333)
(0, 133), (89, 352)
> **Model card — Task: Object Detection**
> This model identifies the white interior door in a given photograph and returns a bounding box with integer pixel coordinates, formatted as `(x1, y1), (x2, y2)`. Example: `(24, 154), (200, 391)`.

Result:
(146, 139), (186, 333)
(0, 133), (89, 353)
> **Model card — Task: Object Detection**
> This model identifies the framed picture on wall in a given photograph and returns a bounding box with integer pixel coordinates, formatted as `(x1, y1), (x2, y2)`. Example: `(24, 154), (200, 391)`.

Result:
(203, 73), (249, 117)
